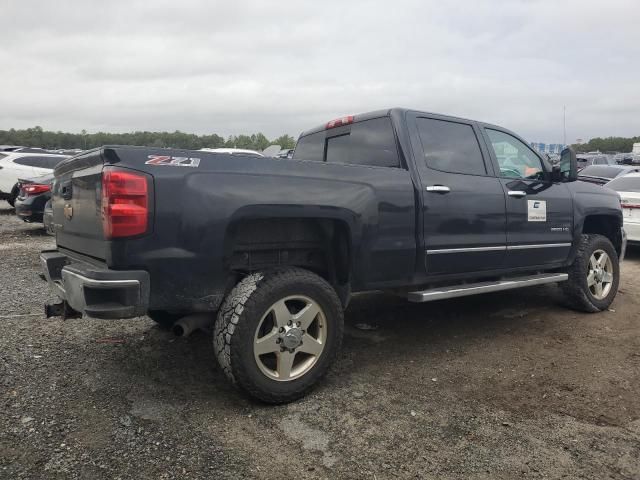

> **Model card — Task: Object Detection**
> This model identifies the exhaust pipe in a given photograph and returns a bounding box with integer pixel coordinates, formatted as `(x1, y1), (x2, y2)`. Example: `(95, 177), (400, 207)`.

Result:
(172, 314), (213, 337)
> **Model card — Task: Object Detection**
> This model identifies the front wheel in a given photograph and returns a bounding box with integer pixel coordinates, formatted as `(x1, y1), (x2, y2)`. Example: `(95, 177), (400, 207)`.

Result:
(561, 234), (620, 312)
(214, 268), (343, 403)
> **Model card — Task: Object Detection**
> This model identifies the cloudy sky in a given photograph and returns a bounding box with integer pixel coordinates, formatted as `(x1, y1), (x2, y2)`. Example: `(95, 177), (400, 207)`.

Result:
(1, 0), (638, 143)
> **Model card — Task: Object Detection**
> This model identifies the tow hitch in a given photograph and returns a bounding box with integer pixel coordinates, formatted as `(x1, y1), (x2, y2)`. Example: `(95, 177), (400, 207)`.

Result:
(45, 301), (82, 319)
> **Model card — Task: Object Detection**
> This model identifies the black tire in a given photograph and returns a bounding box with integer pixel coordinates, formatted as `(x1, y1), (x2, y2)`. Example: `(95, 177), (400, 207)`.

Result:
(7, 185), (18, 207)
(147, 310), (182, 329)
(561, 234), (620, 312)
(214, 267), (344, 404)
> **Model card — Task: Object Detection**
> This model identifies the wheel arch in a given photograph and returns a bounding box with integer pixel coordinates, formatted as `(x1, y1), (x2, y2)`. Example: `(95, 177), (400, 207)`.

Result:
(223, 212), (354, 306)
(579, 214), (623, 257)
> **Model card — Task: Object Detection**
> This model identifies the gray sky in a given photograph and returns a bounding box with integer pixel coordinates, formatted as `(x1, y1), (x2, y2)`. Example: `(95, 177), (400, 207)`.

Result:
(1, 0), (638, 143)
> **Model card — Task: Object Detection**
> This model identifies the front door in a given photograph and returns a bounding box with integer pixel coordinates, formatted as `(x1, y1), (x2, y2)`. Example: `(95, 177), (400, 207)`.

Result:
(481, 127), (573, 268)
(408, 114), (507, 275)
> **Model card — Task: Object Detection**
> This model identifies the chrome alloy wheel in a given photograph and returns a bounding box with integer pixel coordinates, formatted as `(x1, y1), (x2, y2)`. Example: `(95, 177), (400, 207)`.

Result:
(587, 249), (614, 300)
(253, 295), (327, 381)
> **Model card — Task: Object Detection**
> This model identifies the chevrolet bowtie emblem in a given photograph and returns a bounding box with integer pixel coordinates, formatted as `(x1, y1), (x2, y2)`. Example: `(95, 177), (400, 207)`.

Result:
(63, 203), (73, 220)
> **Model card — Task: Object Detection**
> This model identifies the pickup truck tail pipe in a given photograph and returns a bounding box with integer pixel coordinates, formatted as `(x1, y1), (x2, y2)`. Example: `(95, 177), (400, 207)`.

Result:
(172, 314), (213, 337)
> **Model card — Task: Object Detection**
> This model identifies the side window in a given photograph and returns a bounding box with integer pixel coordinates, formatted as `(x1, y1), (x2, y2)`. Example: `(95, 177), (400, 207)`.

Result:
(326, 117), (400, 168)
(292, 131), (324, 162)
(486, 129), (545, 180)
(12, 156), (37, 167)
(13, 156), (61, 169)
(416, 118), (486, 175)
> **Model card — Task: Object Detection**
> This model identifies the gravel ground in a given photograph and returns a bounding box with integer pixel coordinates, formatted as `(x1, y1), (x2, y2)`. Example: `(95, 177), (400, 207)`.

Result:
(1, 204), (639, 480)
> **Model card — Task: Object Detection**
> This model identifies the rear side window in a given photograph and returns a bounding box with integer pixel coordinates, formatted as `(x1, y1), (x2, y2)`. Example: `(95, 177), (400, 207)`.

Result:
(294, 117), (400, 168)
(12, 156), (64, 169)
(416, 118), (486, 175)
(341, 117), (399, 167)
(293, 132), (324, 162)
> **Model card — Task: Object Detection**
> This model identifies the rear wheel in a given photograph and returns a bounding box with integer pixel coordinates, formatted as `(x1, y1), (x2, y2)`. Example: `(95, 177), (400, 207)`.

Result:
(7, 184), (19, 207)
(214, 268), (343, 403)
(561, 234), (620, 312)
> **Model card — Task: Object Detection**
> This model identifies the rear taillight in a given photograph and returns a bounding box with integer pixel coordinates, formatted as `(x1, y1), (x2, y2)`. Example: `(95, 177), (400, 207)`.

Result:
(23, 184), (50, 195)
(621, 203), (640, 209)
(101, 168), (149, 239)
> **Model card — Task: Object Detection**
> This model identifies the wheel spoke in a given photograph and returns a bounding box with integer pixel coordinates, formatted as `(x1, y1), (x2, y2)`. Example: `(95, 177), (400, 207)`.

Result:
(270, 299), (292, 328)
(589, 254), (598, 270)
(294, 302), (320, 329)
(603, 272), (613, 283)
(597, 252), (609, 268)
(594, 282), (603, 297)
(277, 351), (296, 379)
(587, 271), (596, 287)
(254, 330), (280, 355)
(298, 333), (323, 356)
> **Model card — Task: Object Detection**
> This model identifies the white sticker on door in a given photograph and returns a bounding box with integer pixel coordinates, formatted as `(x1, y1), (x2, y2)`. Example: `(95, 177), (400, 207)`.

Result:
(527, 200), (547, 222)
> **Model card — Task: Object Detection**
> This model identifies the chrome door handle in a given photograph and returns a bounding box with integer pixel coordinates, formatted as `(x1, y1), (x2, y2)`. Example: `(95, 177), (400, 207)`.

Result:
(426, 185), (450, 193)
(508, 190), (527, 198)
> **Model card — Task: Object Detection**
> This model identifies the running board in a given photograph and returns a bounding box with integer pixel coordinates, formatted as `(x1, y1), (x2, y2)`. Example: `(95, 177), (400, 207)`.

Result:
(407, 273), (568, 303)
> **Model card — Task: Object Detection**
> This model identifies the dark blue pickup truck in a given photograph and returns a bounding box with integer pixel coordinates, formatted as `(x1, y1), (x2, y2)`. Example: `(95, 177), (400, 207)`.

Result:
(41, 108), (626, 402)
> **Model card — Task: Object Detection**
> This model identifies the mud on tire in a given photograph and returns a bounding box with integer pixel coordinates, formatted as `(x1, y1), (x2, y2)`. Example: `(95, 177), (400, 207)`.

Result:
(213, 267), (344, 404)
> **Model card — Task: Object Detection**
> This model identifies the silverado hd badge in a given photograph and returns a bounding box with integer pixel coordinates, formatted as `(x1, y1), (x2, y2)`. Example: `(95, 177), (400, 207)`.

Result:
(145, 155), (201, 168)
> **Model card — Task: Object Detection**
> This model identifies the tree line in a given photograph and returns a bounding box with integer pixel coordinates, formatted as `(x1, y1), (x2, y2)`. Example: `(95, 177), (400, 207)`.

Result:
(572, 136), (640, 153)
(0, 126), (297, 151)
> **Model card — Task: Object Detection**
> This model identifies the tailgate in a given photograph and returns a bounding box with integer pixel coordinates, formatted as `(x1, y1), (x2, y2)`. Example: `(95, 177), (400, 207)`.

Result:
(53, 150), (107, 259)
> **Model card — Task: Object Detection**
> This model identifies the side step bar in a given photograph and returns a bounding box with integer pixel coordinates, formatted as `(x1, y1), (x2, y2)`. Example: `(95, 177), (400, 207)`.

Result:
(407, 273), (568, 303)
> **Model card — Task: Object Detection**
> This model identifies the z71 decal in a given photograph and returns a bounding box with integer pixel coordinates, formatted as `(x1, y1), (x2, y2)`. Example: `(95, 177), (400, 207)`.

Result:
(145, 155), (201, 168)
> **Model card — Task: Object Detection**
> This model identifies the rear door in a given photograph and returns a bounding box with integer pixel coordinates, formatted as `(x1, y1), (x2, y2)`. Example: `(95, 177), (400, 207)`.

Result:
(407, 113), (507, 275)
(481, 127), (573, 268)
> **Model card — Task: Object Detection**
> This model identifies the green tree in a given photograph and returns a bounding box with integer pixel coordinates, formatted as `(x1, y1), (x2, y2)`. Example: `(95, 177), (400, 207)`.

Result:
(0, 126), (298, 152)
(273, 134), (296, 149)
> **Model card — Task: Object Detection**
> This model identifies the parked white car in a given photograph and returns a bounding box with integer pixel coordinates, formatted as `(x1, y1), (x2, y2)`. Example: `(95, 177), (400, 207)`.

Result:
(605, 172), (640, 244)
(199, 148), (264, 157)
(0, 152), (68, 206)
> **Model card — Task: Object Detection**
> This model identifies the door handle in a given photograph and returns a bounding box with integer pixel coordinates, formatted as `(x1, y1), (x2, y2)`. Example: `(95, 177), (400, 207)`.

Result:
(426, 185), (450, 193)
(508, 190), (527, 198)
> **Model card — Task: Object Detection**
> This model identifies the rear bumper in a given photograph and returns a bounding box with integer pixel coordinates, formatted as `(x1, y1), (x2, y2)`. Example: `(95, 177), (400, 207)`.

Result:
(15, 196), (47, 222)
(40, 250), (150, 319)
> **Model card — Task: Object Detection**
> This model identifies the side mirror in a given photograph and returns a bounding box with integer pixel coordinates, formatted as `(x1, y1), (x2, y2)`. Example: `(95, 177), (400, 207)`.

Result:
(554, 147), (578, 182)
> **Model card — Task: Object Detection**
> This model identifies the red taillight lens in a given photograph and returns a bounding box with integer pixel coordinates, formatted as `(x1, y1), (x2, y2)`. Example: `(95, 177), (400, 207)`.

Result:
(23, 184), (51, 195)
(102, 169), (149, 239)
(326, 115), (354, 129)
